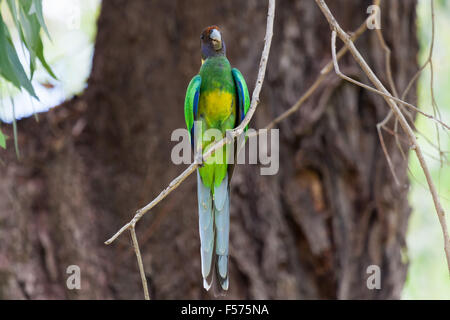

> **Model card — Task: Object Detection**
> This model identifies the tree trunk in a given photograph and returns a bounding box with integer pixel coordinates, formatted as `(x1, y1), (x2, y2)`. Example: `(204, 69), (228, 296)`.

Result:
(0, 0), (417, 299)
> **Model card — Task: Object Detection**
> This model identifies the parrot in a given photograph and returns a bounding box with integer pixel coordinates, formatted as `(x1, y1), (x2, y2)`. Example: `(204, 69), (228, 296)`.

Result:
(184, 25), (250, 292)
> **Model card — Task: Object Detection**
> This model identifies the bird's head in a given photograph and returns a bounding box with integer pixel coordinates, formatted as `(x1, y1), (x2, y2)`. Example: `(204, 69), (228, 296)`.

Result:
(201, 26), (226, 61)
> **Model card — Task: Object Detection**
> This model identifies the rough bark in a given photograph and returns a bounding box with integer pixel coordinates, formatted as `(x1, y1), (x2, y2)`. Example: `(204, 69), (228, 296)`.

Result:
(0, 0), (417, 299)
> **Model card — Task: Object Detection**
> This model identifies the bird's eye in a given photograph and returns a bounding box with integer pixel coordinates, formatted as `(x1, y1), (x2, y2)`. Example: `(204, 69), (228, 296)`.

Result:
(201, 34), (204, 40)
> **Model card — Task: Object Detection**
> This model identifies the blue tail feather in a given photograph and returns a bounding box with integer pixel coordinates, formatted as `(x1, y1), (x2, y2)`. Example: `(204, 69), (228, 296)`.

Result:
(214, 179), (230, 291)
(197, 171), (230, 292)
(197, 171), (214, 290)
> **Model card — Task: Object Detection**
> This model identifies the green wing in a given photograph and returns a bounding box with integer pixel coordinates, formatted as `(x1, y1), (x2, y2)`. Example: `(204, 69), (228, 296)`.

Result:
(231, 68), (250, 130)
(184, 75), (201, 139)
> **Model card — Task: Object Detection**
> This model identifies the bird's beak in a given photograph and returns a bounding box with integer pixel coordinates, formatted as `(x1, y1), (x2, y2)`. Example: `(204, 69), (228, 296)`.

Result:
(210, 29), (222, 50)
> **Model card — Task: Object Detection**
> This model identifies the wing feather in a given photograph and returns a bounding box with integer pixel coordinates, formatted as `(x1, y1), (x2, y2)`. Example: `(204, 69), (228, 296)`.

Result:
(231, 68), (250, 129)
(229, 68), (250, 181)
(184, 75), (202, 142)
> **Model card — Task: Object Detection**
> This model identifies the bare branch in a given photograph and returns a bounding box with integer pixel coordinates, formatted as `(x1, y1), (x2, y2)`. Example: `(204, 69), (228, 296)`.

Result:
(376, 111), (401, 186)
(375, 24), (399, 99)
(130, 226), (150, 300)
(315, 0), (450, 272)
(265, 20), (368, 131)
(330, 32), (449, 132)
(373, 3), (402, 187)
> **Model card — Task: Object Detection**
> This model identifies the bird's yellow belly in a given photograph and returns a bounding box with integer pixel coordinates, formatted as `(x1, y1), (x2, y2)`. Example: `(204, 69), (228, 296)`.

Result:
(199, 90), (235, 126)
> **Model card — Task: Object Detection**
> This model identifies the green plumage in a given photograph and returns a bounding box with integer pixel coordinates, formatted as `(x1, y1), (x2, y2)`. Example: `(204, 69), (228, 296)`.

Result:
(184, 26), (250, 292)
(197, 56), (236, 192)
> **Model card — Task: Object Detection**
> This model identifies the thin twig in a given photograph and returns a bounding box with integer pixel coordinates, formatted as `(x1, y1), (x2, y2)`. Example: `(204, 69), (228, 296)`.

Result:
(265, 20), (368, 131)
(105, 0), (276, 245)
(130, 226), (150, 300)
(265, 13), (449, 135)
(374, 0), (401, 187)
(374, 17), (399, 98)
(329, 45), (449, 131)
(400, 1), (446, 166)
(315, 0), (450, 272)
(393, 118), (408, 161)
(376, 110), (400, 186)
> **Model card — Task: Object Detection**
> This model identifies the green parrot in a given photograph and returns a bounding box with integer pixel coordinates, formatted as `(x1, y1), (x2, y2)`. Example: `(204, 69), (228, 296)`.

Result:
(184, 25), (250, 292)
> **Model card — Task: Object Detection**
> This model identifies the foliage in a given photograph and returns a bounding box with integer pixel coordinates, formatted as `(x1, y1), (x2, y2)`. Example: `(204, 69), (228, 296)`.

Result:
(0, 0), (54, 153)
(0, 126), (5, 148)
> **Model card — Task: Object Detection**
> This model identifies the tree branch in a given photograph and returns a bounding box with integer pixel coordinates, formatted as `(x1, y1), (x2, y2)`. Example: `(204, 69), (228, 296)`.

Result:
(265, 20), (368, 131)
(130, 226), (150, 300)
(330, 35), (449, 131)
(315, 0), (450, 273)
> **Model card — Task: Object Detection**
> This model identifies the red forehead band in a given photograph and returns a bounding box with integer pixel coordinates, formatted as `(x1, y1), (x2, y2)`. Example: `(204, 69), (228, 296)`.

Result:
(205, 25), (220, 34)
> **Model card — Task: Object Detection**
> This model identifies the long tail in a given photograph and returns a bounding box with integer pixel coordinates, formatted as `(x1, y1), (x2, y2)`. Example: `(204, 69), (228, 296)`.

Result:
(212, 173), (230, 292)
(197, 171), (214, 290)
(197, 171), (230, 292)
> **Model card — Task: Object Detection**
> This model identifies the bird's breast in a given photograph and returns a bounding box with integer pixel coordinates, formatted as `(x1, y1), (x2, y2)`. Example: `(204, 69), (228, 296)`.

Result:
(199, 89), (236, 127)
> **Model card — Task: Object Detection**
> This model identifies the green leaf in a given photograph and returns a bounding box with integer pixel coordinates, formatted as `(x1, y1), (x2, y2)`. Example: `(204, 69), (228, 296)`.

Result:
(6, 0), (20, 30)
(17, 0), (38, 76)
(34, 35), (56, 79)
(11, 98), (20, 159)
(30, 0), (51, 40)
(7, 0), (36, 76)
(18, 0), (57, 79)
(0, 128), (6, 149)
(0, 16), (38, 99)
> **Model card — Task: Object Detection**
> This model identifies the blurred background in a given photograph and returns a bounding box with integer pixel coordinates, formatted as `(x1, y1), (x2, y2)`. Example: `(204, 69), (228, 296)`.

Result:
(404, 0), (450, 299)
(0, 0), (448, 299)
